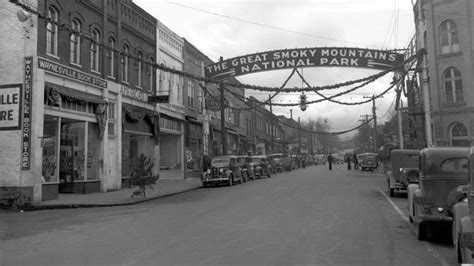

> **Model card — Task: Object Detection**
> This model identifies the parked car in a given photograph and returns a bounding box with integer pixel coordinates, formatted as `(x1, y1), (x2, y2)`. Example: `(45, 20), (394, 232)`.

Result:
(250, 155), (273, 178)
(359, 152), (379, 171)
(281, 156), (296, 171)
(236, 155), (256, 182)
(387, 149), (420, 197)
(407, 147), (469, 241)
(201, 156), (243, 187)
(268, 153), (283, 173)
(314, 154), (326, 165)
(451, 147), (474, 264)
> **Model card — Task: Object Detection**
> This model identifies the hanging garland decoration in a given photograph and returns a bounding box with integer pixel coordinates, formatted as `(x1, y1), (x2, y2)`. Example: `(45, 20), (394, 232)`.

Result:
(9, 0), (420, 95)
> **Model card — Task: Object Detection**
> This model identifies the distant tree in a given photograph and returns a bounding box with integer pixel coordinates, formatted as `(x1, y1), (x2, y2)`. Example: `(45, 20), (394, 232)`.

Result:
(130, 153), (159, 198)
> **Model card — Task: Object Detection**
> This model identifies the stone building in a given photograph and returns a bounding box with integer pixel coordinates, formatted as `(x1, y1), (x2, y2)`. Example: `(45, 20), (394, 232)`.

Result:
(414, 0), (474, 146)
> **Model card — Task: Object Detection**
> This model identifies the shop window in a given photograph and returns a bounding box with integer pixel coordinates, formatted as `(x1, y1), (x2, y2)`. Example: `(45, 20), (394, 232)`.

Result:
(60, 119), (86, 182)
(87, 122), (100, 180)
(42, 115), (59, 183)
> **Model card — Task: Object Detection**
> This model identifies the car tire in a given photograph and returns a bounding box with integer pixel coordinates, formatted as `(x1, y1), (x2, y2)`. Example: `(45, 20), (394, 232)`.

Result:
(243, 172), (248, 182)
(268, 169), (272, 178)
(417, 222), (427, 241)
(389, 188), (395, 197)
(228, 176), (233, 186)
(260, 170), (264, 178)
(239, 175), (243, 184)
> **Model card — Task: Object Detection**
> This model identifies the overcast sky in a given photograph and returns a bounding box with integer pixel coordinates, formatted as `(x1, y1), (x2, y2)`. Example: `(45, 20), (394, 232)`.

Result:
(134, 0), (415, 136)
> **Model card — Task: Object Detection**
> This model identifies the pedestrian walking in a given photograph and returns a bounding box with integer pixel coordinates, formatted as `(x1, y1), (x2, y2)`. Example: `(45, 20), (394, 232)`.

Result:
(328, 153), (333, 170)
(347, 155), (352, 170)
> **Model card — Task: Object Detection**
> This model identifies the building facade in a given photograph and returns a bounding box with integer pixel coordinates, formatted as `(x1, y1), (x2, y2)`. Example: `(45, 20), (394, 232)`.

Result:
(0, 0), (159, 205)
(156, 20), (185, 179)
(414, 0), (474, 146)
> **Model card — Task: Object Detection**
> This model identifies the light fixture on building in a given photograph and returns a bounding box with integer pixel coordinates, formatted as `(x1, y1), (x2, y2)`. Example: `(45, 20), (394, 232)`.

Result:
(17, 9), (31, 22)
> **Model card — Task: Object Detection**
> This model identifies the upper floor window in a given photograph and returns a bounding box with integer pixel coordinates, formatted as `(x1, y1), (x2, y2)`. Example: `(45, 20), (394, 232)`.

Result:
(440, 20), (460, 54)
(46, 7), (58, 56)
(136, 52), (143, 88)
(121, 44), (129, 83)
(451, 122), (469, 146)
(187, 80), (195, 109)
(148, 57), (155, 93)
(70, 19), (81, 65)
(107, 37), (115, 78)
(443, 67), (463, 104)
(90, 29), (100, 72)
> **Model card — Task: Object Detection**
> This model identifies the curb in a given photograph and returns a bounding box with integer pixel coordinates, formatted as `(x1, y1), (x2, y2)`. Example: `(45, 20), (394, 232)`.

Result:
(20, 186), (202, 212)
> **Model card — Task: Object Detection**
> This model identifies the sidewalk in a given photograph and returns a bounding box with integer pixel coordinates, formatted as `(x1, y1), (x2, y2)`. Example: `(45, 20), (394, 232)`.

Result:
(30, 178), (202, 211)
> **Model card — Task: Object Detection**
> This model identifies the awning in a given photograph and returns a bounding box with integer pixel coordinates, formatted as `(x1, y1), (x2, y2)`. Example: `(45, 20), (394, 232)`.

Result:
(45, 82), (105, 104)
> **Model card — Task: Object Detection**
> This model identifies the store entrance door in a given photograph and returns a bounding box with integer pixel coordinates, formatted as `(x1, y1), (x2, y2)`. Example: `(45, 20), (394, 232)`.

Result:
(59, 118), (85, 193)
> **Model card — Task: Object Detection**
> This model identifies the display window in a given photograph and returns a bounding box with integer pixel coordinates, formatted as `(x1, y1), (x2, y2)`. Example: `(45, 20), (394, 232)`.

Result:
(42, 115), (59, 183)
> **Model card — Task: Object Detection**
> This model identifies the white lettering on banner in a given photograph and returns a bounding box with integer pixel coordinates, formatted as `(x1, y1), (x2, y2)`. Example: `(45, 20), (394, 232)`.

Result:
(22, 57), (33, 170)
(120, 86), (148, 102)
(205, 47), (404, 79)
(0, 85), (22, 129)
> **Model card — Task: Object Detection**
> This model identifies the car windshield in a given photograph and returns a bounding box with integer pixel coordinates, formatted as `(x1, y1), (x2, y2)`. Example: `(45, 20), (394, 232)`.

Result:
(212, 158), (230, 164)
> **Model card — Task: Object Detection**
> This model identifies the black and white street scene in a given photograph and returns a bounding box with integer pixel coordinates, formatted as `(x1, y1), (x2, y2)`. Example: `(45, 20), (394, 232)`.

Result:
(1, 0), (474, 265)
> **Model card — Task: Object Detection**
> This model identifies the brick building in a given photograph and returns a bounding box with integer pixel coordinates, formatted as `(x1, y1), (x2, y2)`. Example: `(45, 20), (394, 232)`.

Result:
(0, 0), (158, 205)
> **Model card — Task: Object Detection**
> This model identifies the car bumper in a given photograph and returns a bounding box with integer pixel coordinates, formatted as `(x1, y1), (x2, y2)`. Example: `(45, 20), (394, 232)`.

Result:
(202, 176), (229, 183)
(417, 214), (453, 223)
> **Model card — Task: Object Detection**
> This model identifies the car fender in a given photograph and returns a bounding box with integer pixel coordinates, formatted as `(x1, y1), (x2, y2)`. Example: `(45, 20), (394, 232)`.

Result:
(453, 202), (469, 247)
(407, 184), (420, 218)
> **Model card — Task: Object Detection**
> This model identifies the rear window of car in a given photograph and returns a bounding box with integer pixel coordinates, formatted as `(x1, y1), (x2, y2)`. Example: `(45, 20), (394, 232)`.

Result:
(440, 158), (468, 173)
(212, 158), (230, 164)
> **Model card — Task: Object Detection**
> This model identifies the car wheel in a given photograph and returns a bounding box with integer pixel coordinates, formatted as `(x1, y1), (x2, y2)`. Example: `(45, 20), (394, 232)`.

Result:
(389, 188), (395, 197)
(228, 176), (233, 186)
(268, 169), (272, 178)
(239, 175), (243, 184)
(260, 170), (264, 178)
(243, 172), (248, 182)
(417, 222), (427, 241)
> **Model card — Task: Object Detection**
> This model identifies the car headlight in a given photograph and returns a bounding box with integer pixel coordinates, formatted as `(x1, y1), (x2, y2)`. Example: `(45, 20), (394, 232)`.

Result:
(219, 168), (224, 173)
(462, 197), (468, 203)
(207, 169), (211, 174)
(437, 207), (444, 213)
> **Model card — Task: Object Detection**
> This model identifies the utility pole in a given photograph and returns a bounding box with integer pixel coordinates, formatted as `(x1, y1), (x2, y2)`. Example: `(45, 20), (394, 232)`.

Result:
(363, 95), (380, 153)
(298, 117), (301, 156)
(269, 94), (274, 153)
(398, 101), (404, 149)
(219, 83), (227, 155)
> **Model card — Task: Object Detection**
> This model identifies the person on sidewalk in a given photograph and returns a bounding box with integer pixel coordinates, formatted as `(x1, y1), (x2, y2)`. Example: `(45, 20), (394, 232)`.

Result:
(353, 154), (359, 170)
(328, 153), (333, 170)
(347, 155), (352, 170)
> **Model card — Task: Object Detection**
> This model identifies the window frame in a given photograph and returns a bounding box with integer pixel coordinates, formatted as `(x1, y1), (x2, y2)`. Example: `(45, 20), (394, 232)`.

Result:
(70, 18), (82, 65)
(443, 67), (463, 104)
(107, 37), (116, 78)
(439, 20), (460, 54)
(46, 6), (59, 57)
(121, 44), (129, 83)
(90, 29), (100, 73)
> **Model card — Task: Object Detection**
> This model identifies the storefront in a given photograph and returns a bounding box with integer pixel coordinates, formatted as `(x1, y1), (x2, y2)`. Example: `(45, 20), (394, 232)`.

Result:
(121, 102), (160, 186)
(159, 114), (184, 179)
(185, 120), (203, 177)
(41, 82), (106, 199)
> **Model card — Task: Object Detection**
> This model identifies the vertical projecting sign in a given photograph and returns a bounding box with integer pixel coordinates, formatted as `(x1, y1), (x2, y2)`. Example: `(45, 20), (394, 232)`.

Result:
(21, 57), (33, 170)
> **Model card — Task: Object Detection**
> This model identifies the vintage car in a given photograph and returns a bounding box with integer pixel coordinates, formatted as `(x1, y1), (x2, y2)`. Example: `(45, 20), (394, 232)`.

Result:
(236, 155), (255, 182)
(314, 154), (326, 165)
(201, 156), (243, 187)
(359, 152), (379, 171)
(268, 153), (283, 173)
(281, 156), (296, 171)
(407, 147), (469, 241)
(250, 155), (273, 178)
(387, 149), (420, 197)
(451, 147), (474, 264)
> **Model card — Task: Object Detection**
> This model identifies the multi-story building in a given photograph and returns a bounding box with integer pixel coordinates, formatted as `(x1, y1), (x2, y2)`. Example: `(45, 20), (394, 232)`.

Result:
(182, 39), (206, 176)
(0, 0), (158, 205)
(414, 0), (474, 146)
(156, 20), (185, 179)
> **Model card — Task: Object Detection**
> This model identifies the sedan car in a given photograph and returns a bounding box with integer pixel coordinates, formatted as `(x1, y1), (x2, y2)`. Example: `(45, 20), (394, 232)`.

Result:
(236, 155), (256, 182)
(407, 147), (469, 241)
(201, 156), (243, 187)
(250, 155), (272, 178)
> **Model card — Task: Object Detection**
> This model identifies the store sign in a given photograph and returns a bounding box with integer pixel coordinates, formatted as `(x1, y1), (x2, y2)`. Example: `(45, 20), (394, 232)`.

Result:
(21, 57), (33, 170)
(38, 57), (108, 88)
(205, 47), (404, 79)
(0, 84), (22, 130)
(205, 98), (226, 111)
(120, 86), (148, 102)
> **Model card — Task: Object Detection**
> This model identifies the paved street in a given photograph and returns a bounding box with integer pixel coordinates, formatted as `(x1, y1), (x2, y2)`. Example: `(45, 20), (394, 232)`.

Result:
(2, 164), (456, 265)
